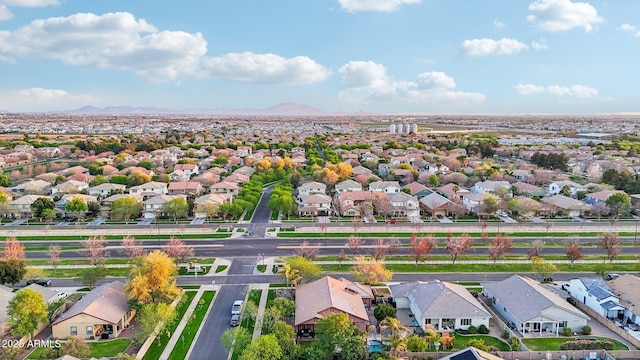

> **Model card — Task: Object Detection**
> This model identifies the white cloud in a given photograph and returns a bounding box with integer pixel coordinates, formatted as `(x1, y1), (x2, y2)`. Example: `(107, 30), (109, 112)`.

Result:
(515, 83), (598, 98)
(337, 0), (420, 13)
(514, 83), (545, 95)
(493, 18), (505, 28)
(0, 12), (330, 85)
(0, 88), (94, 111)
(339, 60), (485, 106)
(460, 38), (529, 57)
(618, 23), (640, 37)
(527, 0), (604, 32)
(201, 52), (331, 85)
(0, 4), (13, 21)
(531, 38), (548, 50)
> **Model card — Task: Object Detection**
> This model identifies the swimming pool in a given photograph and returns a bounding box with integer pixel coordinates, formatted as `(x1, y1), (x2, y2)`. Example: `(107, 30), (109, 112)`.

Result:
(368, 339), (382, 352)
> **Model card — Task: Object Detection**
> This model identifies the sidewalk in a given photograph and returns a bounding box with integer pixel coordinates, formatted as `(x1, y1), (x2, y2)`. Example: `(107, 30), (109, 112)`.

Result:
(250, 283), (271, 340)
(159, 284), (219, 360)
(253, 256), (278, 275)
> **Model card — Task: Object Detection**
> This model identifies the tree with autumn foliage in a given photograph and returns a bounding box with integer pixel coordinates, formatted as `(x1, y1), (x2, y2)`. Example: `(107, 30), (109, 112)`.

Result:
(409, 233), (436, 265)
(352, 256), (392, 285)
(565, 239), (583, 266)
(81, 236), (107, 267)
(347, 235), (363, 255)
(294, 240), (319, 260)
(446, 234), (474, 265)
(165, 237), (194, 264)
(0, 237), (26, 285)
(370, 238), (399, 261)
(488, 234), (514, 265)
(531, 256), (557, 281)
(597, 232), (620, 262)
(121, 235), (145, 262)
(126, 250), (181, 306)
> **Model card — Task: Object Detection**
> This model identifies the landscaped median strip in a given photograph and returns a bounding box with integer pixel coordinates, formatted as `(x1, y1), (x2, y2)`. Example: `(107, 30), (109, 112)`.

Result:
(168, 289), (216, 360)
(142, 291), (196, 360)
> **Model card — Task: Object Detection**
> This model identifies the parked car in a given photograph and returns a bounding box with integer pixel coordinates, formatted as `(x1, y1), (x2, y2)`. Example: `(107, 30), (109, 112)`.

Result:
(26, 278), (52, 287)
(566, 297), (577, 306)
(561, 283), (570, 292)
(231, 300), (243, 315)
(230, 314), (240, 327)
(542, 277), (553, 283)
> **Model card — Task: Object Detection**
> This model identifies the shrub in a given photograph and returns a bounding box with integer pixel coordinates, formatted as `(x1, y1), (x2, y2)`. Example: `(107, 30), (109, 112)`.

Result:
(509, 337), (520, 351)
(582, 325), (592, 335)
(478, 324), (489, 334)
(467, 325), (477, 334)
(467, 338), (488, 351)
(502, 329), (510, 339)
(562, 327), (573, 336)
(559, 339), (613, 350)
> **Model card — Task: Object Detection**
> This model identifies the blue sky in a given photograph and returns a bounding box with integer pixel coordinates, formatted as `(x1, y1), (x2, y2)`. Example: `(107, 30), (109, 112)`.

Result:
(0, 0), (639, 114)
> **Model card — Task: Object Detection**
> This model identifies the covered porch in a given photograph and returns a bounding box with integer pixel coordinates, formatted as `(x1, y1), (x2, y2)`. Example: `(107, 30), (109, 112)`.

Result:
(521, 319), (561, 337)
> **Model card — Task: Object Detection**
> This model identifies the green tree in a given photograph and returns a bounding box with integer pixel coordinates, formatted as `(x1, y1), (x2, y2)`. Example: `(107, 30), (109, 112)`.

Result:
(406, 334), (428, 352)
(340, 335), (367, 360)
(89, 174), (107, 186)
(126, 251), (181, 305)
(42, 208), (57, 224)
(316, 312), (356, 355)
(87, 201), (100, 217)
(285, 256), (322, 284)
(221, 327), (251, 355)
(0, 173), (11, 187)
(270, 321), (297, 359)
(79, 265), (107, 289)
(30, 197), (55, 222)
(239, 334), (282, 360)
(60, 336), (90, 358)
(162, 197), (189, 223)
(109, 174), (129, 185)
(7, 288), (48, 339)
(428, 174), (440, 187)
(135, 302), (177, 345)
(271, 298), (295, 318)
(467, 338), (489, 351)
(110, 197), (141, 223)
(65, 197), (88, 222)
(606, 192), (631, 222)
(531, 256), (557, 280)
(373, 303), (397, 322)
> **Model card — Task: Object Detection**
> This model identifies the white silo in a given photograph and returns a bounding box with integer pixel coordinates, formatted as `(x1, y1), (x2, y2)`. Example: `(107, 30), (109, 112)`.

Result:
(411, 123), (418, 134)
(390, 124), (396, 134)
(396, 123), (404, 134)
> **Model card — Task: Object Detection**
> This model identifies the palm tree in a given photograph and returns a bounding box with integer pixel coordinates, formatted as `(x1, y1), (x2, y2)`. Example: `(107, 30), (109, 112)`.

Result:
(277, 264), (301, 289)
(380, 317), (409, 341)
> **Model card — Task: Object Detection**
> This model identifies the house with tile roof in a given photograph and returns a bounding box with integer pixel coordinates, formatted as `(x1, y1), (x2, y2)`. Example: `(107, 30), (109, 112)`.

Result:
(483, 275), (590, 334)
(295, 276), (371, 337)
(52, 281), (133, 340)
(608, 274), (640, 327)
(389, 281), (491, 333)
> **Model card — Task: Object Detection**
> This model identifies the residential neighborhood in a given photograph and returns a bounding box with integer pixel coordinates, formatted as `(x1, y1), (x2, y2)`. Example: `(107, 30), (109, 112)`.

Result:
(0, 114), (640, 360)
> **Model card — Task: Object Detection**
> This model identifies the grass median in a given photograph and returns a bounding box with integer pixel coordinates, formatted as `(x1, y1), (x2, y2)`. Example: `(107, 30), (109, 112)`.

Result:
(168, 291), (215, 360)
(142, 291), (196, 360)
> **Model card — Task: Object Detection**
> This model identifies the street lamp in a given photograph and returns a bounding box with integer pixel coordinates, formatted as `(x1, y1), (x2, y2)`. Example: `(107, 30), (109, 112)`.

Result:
(259, 253), (265, 266)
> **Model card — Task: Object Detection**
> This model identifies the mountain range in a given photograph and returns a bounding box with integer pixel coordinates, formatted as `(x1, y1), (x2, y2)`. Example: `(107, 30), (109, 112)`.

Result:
(58, 103), (381, 116)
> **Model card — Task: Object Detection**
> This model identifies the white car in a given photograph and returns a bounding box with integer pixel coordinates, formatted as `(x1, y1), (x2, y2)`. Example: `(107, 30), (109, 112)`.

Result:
(231, 300), (243, 315)
(56, 291), (68, 299)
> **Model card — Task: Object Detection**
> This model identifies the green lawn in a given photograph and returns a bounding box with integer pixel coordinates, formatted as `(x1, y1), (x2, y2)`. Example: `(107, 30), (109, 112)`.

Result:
(522, 336), (629, 351)
(319, 262), (637, 274)
(168, 291), (215, 360)
(256, 265), (267, 273)
(43, 267), (131, 278)
(27, 338), (130, 359)
(143, 291), (196, 360)
(215, 265), (228, 273)
(453, 334), (511, 351)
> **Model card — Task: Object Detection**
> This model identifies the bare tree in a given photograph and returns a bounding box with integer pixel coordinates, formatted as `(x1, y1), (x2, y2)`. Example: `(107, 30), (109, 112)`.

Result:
(121, 235), (145, 262)
(596, 232), (620, 262)
(488, 234), (514, 265)
(446, 234), (474, 266)
(337, 249), (347, 268)
(294, 240), (319, 260)
(81, 236), (107, 267)
(48, 245), (61, 273)
(165, 236), (195, 264)
(370, 238), (400, 261)
(527, 239), (545, 259)
(347, 235), (364, 255)
(565, 239), (583, 266)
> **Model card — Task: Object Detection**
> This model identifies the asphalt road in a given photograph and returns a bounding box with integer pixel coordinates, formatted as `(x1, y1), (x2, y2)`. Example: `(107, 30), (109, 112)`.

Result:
(190, 257), (256, 360)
